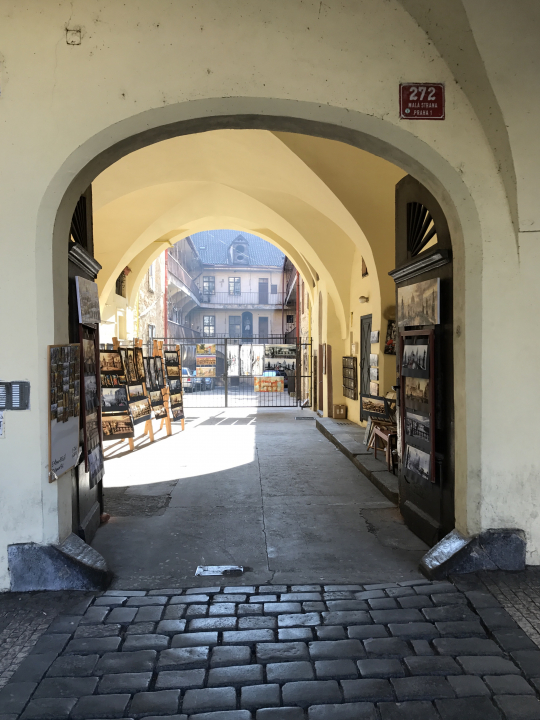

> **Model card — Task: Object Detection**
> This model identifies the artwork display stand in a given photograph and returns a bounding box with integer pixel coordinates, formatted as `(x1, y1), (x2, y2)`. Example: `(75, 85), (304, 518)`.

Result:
(153, 339), (173, 437)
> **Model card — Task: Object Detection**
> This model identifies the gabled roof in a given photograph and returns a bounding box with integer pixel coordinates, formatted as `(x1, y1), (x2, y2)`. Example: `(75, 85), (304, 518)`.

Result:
(189, 230), (285, 267)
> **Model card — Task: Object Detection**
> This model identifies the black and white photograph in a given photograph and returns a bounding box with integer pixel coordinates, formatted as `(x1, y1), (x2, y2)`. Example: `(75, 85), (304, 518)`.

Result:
(128, 383), (146, 402)
(101, 386), (129, 413)
(129, 397), (152, 425)
(125, 348), (138, 383)
(143, 357), (157, 391)
(405, 411), (431, 443)
(397, 278), (440, 329)
(149, 390), (163, 407)
(102, 413), (134, 439)
(265, 344), (297, 359)
(263, 358), (296, 373)
(75, 276), (101, 326)
(171, 406), (185, 421)
(88, 444), (104, 487)
(164, 350), (180, 367)
(83, 339), (96, 375)
(84, 375), (98, 413)
(369, 353), (379, 367)
(154, 357), (165, 387)
(370, 331), (379, 343)
(402, 342), (429, 377)
(404, 444), (431, 481)
(168, 378), (182, 394)
(369, 367), (379, 381)
(100, 350), (123, 374)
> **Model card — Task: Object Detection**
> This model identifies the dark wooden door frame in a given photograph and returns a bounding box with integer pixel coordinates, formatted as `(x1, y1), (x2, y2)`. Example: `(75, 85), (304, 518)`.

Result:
(360, 314), (372, 419)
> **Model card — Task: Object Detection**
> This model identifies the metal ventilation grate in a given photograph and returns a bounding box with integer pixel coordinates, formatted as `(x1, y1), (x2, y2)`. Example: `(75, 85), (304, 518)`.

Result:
(0, 384), (7, 409)
(0, 382), (30, 410)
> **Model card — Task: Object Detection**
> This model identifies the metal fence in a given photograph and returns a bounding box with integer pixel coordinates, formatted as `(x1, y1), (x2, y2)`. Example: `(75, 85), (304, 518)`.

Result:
(156, 337), (312, 408)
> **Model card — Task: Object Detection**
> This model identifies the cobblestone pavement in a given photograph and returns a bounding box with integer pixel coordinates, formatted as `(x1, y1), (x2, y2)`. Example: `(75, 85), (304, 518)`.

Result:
(3, 577), (540, 719)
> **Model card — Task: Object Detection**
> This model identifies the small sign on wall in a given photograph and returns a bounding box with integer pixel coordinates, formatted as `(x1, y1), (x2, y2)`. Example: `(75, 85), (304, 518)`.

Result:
(400, 83), (445, 120)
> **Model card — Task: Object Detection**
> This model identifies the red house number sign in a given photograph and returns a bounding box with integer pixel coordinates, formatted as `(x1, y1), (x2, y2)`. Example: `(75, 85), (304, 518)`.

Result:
(400, 83), (445, 120)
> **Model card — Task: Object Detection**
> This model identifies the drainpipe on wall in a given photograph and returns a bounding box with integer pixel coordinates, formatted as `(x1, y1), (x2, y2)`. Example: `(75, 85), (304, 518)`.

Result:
(164, 249), (168, 342)
(296, 271), (300, 342)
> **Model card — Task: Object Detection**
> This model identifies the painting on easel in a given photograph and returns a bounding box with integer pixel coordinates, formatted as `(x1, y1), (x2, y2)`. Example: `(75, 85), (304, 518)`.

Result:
(130, 398), (152, 425)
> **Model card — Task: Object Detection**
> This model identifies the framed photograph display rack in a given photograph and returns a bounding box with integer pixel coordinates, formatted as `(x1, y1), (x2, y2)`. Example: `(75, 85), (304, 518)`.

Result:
(342, 356), (358, 400)
(399, 328), (435, 483)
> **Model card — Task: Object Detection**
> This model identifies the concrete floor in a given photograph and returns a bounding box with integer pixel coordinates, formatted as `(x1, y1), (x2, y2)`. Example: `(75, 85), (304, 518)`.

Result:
(93, 408), (428, 588)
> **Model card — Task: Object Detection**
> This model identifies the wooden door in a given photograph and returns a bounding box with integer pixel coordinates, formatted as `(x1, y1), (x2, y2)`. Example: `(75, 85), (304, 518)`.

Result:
(258, 278), (269, 304)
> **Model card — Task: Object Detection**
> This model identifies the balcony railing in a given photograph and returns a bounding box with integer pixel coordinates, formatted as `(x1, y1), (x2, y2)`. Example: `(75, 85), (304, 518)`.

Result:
(167, 254), (202, 302)
(200, 292), (285, 306)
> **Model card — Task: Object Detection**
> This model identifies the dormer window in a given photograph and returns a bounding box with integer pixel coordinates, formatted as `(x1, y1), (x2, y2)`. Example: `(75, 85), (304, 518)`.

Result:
(229, 236), (250, 265)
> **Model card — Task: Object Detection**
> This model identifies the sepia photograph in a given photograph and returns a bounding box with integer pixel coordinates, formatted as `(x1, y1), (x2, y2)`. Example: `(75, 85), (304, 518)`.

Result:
(149, 390), (163, 407)
(404, 377), (430, 406)
(361, 395), (387, 416)
(402, 343), (429, 377)
(101, 386), (129, 412)
(369, 381), (379, 395)
(166, 364), (180, 377)
(369, 367), (379, 381)
(83, 339), (96, 375)
(100, 350), (123, 374)
(171, 406), (185, 421)
(197, 366), (216, 378)
(128, 383), (145, 401)
(170, 393), (183, 408)
(405, 444), (431, 481)
(102, 413), (134, 439)
(397, 278), (440, 329)
(196, 356), (216, 367)
(196, 343), (216, 356)
(134, 347), (145, 380)
(405, 411), (431, 442)
(130, 398), (152, 425)
(369, 353), (379, 367)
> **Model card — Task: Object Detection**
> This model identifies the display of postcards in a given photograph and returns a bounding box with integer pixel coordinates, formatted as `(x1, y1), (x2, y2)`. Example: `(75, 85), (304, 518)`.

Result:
(128, 383), (146, 402)
(369, 367), (379, 381)
(149, 390), (164, 407)
(404, 377), (430, 407)
(384, 320), (397, 355)
(370, 381), (379, 395)
(84, 375), (99, 414)
(404, 444), (431, 481)
(83, 339), (96, 374)
(154, 357), (165, 387)
(100, 350), (123, 375)
(196, 366), (216, 378)
(265, 344), (297, 359)
(154, 405), (167, 419)
(401, 341), (429, 378)
(134, 347), (145, 381)
(129, 397), (152, 425)
(168, 378), (182, 394)
(102, 412), (134, 440)
(86, 412), (101, 451)
(398, 278), (440, 329)
(196, 343), (216, 356)
(88, 444), (104, 488)
(101, 386), (129, 413)
(170, 393), (183, 409)
(369, 353), (379, 367)
(370, 331), (379, 343)
(405, 411), (431, 443)
(143, 357), (157, 391)
(196, 356), (216, 367)
(263, 357), (296, 373)
(361, 394), (388, 418)
(171, 406), (185, 421)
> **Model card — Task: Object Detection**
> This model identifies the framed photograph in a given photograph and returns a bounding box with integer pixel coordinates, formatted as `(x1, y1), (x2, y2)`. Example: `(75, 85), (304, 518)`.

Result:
(149, 389), (163, 407)
(154, 357), (165, 388)
(361, 394), (389, 418)
(404, 377), (429, 408)
(265, 344), (297, 359)
(75, 276), (101, 326)
(101, 386), (129, 413)
(128, 383), (146, 402)
(171, 406), (185, 421)
(134, 347), (145, 381)
(401, 341), (429, 378)
(369, 353), (379, 367)
(384, 320), (397, 355)
(370, 331), (379, 343)
(405, 411), (430, 444)
(88, 444), (104, 488)
(129, 397), (152, 425)
(101, 373), (126, 387)
(100, 350), (123, 375)
(369, 381), (379, 395)
(84, 375), (99, 414)
(168, 378), (182, 394)
(102, 413), (134, 440)
(154, 405), (168, 419)
(196, 356), (215, 367)
(164, 350), (180, 367)
(48, 344), (81, 480)
(397, 278), (440, 329)
(143, 357), (157, 391)
(83, 338), (96, 375)
(264, 357), (296, 373)
(369, 367), (379, 381)
(196, 343), (216, 356)
(404, 444), (431, 481)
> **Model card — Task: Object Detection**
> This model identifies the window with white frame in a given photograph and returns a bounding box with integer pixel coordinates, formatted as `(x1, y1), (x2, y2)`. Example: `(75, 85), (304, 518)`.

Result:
(228, 277), (241, 295)
(203, 315), (215, 336)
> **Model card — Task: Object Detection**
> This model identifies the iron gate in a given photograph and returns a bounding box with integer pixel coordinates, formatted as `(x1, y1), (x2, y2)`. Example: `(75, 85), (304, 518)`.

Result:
(156, 337), (312, 408)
